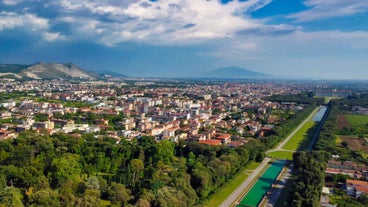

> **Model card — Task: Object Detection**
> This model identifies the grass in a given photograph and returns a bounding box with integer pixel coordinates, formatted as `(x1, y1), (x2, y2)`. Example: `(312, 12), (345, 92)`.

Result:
(204, 162), (261, 207)
(282, 121), (315, 151)
(267, 151), (294, 160)
(345, 114), (368, 127)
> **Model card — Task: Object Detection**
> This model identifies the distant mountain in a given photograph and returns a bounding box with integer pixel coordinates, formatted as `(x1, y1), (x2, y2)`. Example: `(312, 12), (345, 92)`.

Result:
(0, 62), (111, 80)
(205, 66), (271, 79)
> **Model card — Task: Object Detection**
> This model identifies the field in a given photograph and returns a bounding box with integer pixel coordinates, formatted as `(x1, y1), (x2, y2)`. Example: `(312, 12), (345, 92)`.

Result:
(345, 114), (368, 127)
(282, 121), (316, 151)
(204, 162), (260, 207)
(337, 115), (351, 130)
(339, 136), (368, 153)
(266, 151), (294, 160)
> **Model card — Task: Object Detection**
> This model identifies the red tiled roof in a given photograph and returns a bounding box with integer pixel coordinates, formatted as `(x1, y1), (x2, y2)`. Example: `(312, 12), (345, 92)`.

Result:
(347, 180), (368, 187)
(355, 186), (368, 193)
(199, 139), (221, 146)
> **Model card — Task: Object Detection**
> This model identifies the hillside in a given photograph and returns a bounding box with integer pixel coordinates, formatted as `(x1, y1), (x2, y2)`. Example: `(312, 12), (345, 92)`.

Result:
(0, 62), (100, 80)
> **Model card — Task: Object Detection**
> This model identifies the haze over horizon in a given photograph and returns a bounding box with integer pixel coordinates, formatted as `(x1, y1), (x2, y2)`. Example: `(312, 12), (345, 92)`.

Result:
(0, 0), (367, 79)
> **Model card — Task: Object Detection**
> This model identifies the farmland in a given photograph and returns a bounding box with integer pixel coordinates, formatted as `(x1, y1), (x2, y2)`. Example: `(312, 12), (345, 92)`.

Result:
(337, 115), (351, 130)
(345, 114), (368, 126)
(338, 135), (368, 153)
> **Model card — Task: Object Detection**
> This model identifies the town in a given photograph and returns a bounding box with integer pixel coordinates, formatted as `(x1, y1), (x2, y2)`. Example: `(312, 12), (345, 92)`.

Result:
(1, 78), (368, 207)
(0, 79), (303, 144)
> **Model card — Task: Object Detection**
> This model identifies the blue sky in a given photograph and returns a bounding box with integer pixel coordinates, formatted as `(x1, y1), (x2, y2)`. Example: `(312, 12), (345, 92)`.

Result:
(0, 0), (368, 79)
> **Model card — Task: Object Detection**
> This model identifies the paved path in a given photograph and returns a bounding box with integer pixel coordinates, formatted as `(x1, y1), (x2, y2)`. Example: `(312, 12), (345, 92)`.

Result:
(219, 157), (271, 207)
(264, 167), (292, 207)
(267, 106), (320, 153)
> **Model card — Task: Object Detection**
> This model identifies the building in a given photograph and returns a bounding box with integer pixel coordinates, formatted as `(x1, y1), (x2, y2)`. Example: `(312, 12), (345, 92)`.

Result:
(346, 180), (368, 198)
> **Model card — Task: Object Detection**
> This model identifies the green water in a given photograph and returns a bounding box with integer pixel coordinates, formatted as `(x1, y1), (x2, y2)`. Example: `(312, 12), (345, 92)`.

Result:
(238, 160), (286, 207)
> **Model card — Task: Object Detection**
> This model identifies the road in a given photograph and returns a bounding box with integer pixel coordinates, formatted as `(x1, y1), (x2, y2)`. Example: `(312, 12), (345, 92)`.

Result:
(267, 106), (320, 153)
(219, 157), (271, 207)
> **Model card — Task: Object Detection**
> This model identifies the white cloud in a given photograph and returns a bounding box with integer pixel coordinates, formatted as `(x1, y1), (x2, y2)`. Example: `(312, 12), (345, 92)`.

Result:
(288, 0), (368, 22)
(2, 0), (22, 6)
(0, 12), (48, 31)
(42, 32), (63, 42)
(0, 12), (64, 42)
(54, 0), (287, 45)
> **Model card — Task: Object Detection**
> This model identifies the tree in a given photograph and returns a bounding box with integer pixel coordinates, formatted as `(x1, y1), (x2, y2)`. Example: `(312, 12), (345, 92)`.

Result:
(50, 154), (82, 187)
(79, 189), (101, 207)
(0, 186), (24, 207)
(86, 176), (100, 190)
(255, 151), (265, 162)
(154, 140), (175, 164)
(108, 183), (132, 206)
(130, 159), (144, 185)
(28, 189), (61, 207)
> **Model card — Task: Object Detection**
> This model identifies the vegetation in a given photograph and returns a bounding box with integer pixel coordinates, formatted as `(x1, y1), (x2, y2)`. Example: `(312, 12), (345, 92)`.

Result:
(0, 130), (268, 206)
(267, 151), (294, 160)
(265, 92), (324, 105)
(286, 94), (368, 206)
(283, 121), (317, 151)
(0, 93), (325, 206)
(204, 162), (261, 207)
(345, 115), (366, 127)
(287, 151), (328, 207)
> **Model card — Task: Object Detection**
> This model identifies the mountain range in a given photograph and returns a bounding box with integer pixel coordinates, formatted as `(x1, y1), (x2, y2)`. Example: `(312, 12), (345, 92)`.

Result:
(0, 62), (269, 80)
(0, 62), (126, 80)
(204, 66), (271, 79)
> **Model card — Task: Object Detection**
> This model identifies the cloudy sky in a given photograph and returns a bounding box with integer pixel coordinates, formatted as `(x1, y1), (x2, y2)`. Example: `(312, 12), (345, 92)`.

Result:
(0, 0), (367, 79)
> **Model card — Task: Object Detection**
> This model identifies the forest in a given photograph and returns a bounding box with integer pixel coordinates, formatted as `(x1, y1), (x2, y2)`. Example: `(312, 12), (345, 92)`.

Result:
(0, 131), (264, 207)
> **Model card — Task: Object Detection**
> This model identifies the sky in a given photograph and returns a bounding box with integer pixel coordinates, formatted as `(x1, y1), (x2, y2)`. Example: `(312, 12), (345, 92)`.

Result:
(0, 0), (368, 79)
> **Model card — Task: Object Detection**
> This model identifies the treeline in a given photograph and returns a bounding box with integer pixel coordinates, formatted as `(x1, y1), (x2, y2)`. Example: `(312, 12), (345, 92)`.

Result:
(339, 93), (368, 108)
(287, 151), (329, 206)
(265, 92), (324, 105)
(0, 131), (267, 206)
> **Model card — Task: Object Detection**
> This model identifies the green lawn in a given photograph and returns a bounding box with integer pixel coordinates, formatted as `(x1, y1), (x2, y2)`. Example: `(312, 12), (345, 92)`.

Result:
(204, 162), (261, 207)
(345, 114), (368, 127)
(282, 121), (316, 151)
(267, 151), (294, 160)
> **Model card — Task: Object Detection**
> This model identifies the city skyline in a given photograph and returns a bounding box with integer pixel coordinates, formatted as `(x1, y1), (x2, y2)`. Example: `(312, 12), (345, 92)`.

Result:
(1, 0), (368, 79)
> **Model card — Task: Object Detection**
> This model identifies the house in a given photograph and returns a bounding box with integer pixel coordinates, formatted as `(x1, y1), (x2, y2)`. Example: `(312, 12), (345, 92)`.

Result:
(0, 130), (17, 140)
(0, 112), (12, 119)
(214, 133), (231, 144)
(199, 139), (222, 146)
(346, 180), (368, 197)
(32, 121), (54, 130)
